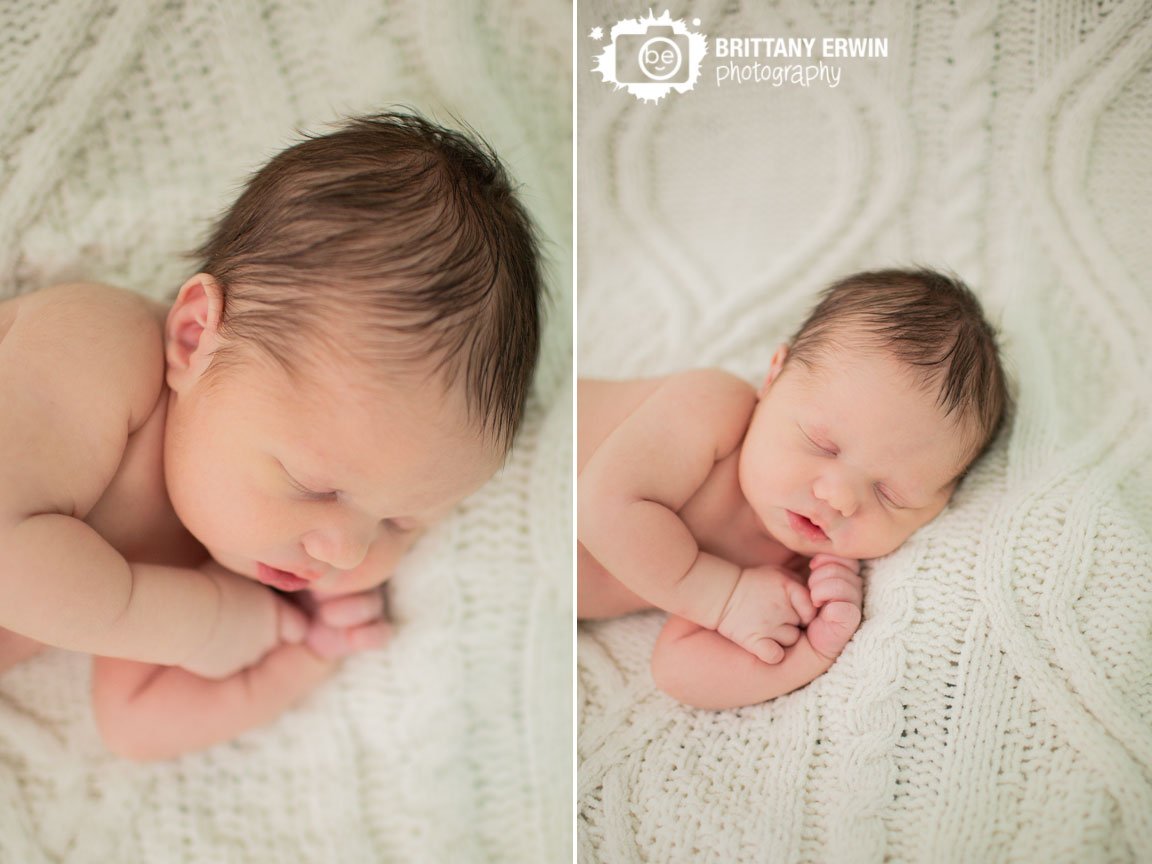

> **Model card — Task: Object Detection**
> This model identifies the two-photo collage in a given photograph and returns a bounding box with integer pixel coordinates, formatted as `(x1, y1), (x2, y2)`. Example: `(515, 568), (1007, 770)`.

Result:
(1, 1), (1150, 862)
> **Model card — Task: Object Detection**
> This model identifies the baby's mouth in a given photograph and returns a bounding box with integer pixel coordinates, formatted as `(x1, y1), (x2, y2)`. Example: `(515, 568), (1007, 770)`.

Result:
(256, 562), (312, 592)
(787, 510), (829, 542)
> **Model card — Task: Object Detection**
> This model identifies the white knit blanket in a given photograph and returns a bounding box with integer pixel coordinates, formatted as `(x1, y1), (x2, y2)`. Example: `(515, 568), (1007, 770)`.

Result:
(578, 1), (1151, 861)
(0, 2), (570, 862)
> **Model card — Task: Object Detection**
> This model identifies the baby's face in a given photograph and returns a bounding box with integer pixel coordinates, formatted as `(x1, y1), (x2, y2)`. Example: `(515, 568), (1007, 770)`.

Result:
(163, 315), (500, 596)
(738, 344), (972, 561)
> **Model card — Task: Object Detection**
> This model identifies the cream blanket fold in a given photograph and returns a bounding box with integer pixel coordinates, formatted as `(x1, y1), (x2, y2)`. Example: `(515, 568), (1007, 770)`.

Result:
(577, 1), (1152, 861)
(0, 2), (571, 862)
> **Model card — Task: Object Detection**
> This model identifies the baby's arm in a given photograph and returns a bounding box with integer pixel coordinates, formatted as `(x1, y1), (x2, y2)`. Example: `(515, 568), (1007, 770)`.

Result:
(651, 556), (863, 709)
(0, 285), (296, 676)
(578, 370), (757, 629)
(91, 645), (336, 761)
(90, 587), (389, 760)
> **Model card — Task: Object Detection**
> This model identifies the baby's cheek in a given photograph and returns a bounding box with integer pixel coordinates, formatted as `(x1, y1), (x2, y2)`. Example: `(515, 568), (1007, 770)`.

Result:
(843, 518), (905, 560)
(344, 531), (419, 590)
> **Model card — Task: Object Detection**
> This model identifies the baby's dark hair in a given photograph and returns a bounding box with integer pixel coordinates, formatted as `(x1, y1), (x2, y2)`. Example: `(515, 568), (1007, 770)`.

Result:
(786, 268), (1012, 471)
(184, 110), (543, 453)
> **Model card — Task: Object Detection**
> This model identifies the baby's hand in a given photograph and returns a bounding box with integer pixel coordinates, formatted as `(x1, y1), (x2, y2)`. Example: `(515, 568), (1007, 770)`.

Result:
(716, 565), (817, 664)
(179, 561), (308, 679)
(301, 587), (392, 660)
(806, 554), (864, 660)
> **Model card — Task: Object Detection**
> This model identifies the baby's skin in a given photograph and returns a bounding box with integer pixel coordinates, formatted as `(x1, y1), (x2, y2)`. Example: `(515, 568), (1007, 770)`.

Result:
(578, 343), (972, 709)
(0, 278), (499, 759)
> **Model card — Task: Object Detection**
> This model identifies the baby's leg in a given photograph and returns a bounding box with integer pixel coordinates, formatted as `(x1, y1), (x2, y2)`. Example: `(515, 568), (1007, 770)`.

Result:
(91, 646), (335, 761)
(0, 627), (45, 675)
(577, 542), (654, 619)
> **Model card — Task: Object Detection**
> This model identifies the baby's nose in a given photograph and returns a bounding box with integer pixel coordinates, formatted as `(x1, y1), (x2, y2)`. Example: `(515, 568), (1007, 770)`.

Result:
(302, 526), (373, 572)
(814, 475), (858, 518)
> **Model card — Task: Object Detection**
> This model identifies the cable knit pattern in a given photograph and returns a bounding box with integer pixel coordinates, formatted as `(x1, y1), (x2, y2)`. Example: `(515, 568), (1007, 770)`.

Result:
(578, 0), (1151, 861)
(0, 2), (571, 861)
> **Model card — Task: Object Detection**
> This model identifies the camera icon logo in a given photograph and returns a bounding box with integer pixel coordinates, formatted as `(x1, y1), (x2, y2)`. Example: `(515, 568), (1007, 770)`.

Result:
(615, 26), (689, 84)
(592, 11), (707, 104)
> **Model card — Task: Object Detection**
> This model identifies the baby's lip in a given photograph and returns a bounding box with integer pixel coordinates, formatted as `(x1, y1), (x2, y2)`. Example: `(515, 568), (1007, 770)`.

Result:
(787, 510), (830, 542)
(256, 563), (315, 592)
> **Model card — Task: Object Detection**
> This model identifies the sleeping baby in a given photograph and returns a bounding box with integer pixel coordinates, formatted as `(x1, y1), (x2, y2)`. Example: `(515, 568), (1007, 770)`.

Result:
(578, 269), (1010, 709)
(0, 111), (542, 759)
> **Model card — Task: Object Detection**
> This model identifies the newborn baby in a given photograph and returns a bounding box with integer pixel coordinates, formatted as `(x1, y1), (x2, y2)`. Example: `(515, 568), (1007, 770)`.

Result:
(0, 112), (542, 759)
(578, 269), (1010, 709)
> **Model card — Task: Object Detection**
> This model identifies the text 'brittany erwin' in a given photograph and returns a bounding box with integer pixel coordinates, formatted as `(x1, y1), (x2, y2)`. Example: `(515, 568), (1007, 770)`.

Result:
(714, 37), (889, 59)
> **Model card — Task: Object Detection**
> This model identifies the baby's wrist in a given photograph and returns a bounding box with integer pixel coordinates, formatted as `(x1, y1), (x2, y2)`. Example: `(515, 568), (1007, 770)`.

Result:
(179, 564), (279, 674)
(715, 566), (755, 633)
(177, 564), (226, 666)
(682, 553), (741, 630)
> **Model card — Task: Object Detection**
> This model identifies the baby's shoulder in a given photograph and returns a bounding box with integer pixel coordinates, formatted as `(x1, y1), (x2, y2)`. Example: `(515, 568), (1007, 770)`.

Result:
(660, 367), (756, 401)
(657, 369), (758, 445)
(2, 282), (166, 431)
(15, 280), (165, 322)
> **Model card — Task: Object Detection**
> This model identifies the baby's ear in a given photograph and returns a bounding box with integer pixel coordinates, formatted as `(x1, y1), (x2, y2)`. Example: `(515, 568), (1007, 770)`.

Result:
(165, 273), (224, 389)
(759, 344), (790, 396)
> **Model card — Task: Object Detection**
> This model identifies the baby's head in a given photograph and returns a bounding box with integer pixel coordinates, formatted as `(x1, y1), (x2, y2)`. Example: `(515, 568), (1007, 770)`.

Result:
(161, 112), (542, 594)
(739, 268), (1011, 560)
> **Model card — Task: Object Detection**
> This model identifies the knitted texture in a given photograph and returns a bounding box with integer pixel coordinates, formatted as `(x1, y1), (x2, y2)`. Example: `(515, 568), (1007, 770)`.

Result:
(578, 1), (1151, 862)
(0, 2), (571, 862)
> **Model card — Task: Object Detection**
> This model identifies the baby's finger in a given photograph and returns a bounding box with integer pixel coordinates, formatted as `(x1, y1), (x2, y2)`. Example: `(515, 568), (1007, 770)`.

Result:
(316, 590), (386, 629)
(807, 600), (863, 660)
(746, 637), (784, 665)
(348, 621), (392, 651)
(306, 621), (393, 659)
(809, 567), (863, 608)
(277, 600), (309, 645)
(786, 580), (818, 625)
(306, 623), (356, 659)
(810, 553), (861, 574)
(772, 623), (801, 647)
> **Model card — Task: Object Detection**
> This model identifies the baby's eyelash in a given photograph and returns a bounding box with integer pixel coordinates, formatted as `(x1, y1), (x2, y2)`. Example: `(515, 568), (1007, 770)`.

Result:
(288, 476), (337, 502)
(875, 485), (902, 509)
(800, 426), (838, 456)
